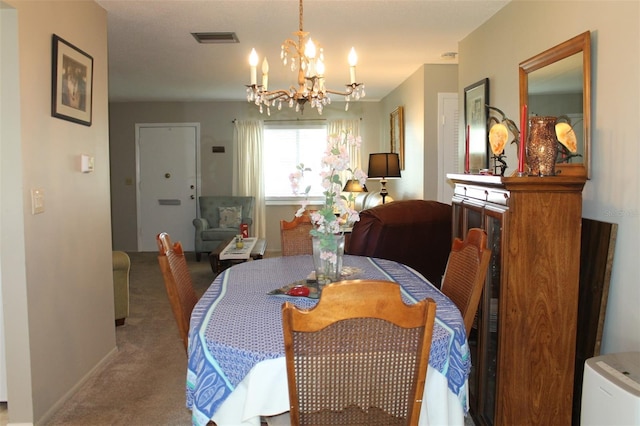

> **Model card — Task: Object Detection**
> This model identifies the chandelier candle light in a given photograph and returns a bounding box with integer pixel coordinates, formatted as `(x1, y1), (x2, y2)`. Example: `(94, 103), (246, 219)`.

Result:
(465, 125), (470, 174)
(246, 0), (365, 115)
(518, 104), (527, 176)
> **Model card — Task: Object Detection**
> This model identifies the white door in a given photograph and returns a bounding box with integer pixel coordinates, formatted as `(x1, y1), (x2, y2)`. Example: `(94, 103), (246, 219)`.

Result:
(136, 123), (200, 251)
(1, 5), (20, 402)
(437, 93), (459, 204)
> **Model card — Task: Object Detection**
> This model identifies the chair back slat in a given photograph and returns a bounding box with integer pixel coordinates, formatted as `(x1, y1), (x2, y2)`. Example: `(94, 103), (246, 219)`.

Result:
(157, 232), (199, 351)
(282, 280), (436, 425)
(280, 212), (314, 256)
(440, 228), (492, 336)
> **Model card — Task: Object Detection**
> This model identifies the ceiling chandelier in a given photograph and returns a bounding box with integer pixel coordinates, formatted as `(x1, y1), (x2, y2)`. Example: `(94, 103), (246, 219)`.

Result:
(246, 0), (365, 115)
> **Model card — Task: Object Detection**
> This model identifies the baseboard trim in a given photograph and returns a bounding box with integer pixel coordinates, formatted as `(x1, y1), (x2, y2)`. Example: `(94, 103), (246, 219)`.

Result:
(35, 346), (118, 425)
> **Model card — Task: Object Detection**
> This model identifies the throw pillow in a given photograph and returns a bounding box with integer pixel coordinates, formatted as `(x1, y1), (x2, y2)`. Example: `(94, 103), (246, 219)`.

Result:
(218, 206), (242, 228)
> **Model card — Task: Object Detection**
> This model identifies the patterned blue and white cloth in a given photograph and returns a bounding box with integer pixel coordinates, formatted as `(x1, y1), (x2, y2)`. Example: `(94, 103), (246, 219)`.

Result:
(187, 255), (470, 425)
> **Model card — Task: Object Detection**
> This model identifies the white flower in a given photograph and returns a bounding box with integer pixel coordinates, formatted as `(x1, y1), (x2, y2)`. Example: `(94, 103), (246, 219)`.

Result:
(290, 131), (367, 247)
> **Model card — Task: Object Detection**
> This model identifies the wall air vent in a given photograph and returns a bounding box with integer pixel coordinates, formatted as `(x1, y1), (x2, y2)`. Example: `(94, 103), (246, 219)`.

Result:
(191, 32), (239, 44)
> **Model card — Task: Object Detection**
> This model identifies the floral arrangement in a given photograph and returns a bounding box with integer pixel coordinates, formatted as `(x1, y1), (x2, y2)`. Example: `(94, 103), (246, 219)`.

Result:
(289, 131), (367, 270)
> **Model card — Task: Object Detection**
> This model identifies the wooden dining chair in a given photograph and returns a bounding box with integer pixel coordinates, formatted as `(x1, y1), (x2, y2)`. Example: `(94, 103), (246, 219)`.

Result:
(157, 232), (199, 352)
(282, 280), (437, 426)
(279, 211), (314, 256)
(440, 228), (492, 337)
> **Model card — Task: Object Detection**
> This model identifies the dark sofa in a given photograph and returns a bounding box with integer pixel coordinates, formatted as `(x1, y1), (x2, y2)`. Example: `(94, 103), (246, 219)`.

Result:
(347, 200), (452, 287)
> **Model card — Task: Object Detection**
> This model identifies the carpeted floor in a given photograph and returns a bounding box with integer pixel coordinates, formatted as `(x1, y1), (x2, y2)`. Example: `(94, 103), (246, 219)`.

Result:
(46, 251), (214, 425)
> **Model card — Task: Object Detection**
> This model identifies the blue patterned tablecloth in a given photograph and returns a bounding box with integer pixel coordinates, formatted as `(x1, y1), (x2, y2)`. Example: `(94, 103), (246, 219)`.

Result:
(187, 255), (470, 424)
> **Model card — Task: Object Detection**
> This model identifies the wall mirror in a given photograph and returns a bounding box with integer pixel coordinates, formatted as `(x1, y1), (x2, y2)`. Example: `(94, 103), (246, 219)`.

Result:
(519, 31), (591, 178)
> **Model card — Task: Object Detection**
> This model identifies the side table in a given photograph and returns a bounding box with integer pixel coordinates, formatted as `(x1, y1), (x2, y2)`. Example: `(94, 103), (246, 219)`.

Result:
(209, 238), (267, 274)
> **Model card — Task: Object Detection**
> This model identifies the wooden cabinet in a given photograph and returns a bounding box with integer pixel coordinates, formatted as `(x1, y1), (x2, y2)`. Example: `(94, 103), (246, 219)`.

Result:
(447, 173), (586, 426)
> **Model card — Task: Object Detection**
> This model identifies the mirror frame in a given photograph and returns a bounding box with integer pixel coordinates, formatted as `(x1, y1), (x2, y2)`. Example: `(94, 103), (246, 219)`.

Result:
(519, 31), (591, 178)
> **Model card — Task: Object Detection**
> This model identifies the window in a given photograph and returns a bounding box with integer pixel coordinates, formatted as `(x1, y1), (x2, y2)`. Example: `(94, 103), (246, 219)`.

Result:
(263, 124), (327, 200)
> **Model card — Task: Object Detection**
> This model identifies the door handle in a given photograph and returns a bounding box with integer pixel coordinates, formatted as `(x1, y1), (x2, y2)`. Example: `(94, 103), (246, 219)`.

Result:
(190, 195), (195, 199)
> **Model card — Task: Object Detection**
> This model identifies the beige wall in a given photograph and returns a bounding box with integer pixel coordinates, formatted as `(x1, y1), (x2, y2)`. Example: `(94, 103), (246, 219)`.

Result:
(378, 64), (458, 201)
(460, 0), (639, 353)
(1, 3), (31, 419)
(380, 67), (426, 200)
(1, 0), (115, 423)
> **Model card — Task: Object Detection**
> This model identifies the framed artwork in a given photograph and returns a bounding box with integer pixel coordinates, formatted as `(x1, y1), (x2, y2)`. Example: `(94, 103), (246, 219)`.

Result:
(464, 78), (489, 172)
(51, 34), (93, 126)
(390, 106), (404, 169)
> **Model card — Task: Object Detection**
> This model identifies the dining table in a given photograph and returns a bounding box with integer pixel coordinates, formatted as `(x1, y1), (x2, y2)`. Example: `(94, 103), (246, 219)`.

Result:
(186, 254), (471, 426)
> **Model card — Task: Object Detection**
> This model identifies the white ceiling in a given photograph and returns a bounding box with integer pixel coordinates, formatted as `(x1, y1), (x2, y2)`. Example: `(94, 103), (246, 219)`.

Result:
(97, 0), (510, 103)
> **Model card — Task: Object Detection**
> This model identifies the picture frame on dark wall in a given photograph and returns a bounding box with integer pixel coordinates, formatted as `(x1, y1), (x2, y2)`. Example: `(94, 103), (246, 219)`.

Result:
(390, 106), (405, 170)
(464, 78), (489, 173)
(51, 34), (93, 126)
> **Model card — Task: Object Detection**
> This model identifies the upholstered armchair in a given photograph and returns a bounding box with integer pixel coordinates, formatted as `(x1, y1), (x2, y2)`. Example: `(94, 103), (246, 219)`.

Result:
(112, 251), (130, 326)
(348, 200), (452, 287)
(193, 196), (255, 261)
(353, 191), (394, 211)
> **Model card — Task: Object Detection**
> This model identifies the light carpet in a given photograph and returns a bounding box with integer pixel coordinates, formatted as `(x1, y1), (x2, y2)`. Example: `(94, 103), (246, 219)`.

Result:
(46, 251), (213, 425)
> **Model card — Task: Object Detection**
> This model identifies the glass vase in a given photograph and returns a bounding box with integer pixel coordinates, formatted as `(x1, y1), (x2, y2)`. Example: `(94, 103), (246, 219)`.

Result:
(526, 116), (558, 176)
(312, 234), (345, 287)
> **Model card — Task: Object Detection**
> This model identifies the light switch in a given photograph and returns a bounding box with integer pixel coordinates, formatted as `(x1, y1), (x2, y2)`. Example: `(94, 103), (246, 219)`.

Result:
(31, 188), (44, 214)
(80, 154), (95, 173)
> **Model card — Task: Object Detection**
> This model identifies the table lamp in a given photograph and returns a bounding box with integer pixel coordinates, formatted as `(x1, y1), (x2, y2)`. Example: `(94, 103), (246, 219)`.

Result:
(367, 153), (401, 204)
(342, 179), (367, 212)
(342, 179), (368, 193)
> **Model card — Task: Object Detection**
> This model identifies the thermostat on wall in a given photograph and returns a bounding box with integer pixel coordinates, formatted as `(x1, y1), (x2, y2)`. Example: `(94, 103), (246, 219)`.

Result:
(80, 154), (95, 173)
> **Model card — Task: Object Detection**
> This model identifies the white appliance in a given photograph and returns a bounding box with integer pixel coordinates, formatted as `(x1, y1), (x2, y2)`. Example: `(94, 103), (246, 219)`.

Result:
(581, 352), (640, 425)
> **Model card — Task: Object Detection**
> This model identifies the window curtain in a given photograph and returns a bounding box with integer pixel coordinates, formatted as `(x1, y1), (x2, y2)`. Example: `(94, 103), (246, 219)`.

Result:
(233, 120), (266, 239)
(328, 119), (362, 183)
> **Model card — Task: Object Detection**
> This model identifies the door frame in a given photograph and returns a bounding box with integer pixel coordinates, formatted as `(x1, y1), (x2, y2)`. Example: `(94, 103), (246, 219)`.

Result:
(437, 92), (459, 204)
(135, 122), (201, 251)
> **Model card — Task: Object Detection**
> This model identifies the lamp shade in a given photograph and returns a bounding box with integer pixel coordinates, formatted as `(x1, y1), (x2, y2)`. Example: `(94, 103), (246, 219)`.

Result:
(367, 153), (401, 179)
(342, 179), (368, 192)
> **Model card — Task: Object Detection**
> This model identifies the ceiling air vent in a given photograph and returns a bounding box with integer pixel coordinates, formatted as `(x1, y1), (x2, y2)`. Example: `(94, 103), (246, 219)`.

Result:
(191, 32), (239, 44)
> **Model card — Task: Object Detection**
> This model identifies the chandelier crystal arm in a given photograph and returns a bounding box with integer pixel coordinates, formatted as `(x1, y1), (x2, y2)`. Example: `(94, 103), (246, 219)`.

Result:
(325, 84), (363, 97)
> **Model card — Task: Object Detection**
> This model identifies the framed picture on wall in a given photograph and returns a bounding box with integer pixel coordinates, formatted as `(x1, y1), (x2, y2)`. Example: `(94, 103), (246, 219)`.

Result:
(464, 78), (489, 172)
(390, 106), (404, 169)
(51, 34), (93, 126)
